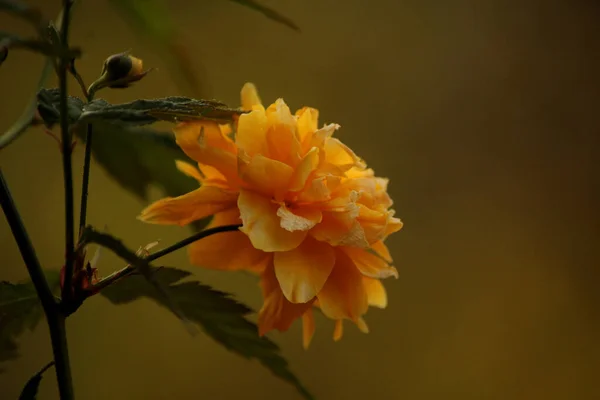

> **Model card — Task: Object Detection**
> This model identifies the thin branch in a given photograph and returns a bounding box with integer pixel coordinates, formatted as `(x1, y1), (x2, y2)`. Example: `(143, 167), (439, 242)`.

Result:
(0, 171), (56, 311)
(78, 123), (92, 234)
(0, 170), (74, 400)
(82, 224), (241, 298)
(78, 226), (197, 333)
(59, 0), (75, 305)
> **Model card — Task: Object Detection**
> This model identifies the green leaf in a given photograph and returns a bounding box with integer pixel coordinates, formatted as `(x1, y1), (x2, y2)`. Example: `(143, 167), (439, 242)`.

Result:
(101, 267), (314, 400)
(35, 88), (231, 226)
(228, 0), (300, 31)
(18, 361), (54, 400)
(80, 96), (244, 126)
(77, 122), (197, 200)
(36, 88), (244, 127)
(0, 270), (61, 372)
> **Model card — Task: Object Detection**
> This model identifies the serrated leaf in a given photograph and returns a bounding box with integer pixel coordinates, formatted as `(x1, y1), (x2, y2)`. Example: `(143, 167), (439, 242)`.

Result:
(36, 88), (84, 129)
(18, 361), (54, 400)
(0, 270), (60, 372)
(101, 267), (314, 400)
(228, 0), (300, 31)
(80, 96), (244, 126)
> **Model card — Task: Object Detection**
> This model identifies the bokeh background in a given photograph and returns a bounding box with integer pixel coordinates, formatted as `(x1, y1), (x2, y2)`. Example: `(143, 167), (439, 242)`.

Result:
(1, 0), (599, 399)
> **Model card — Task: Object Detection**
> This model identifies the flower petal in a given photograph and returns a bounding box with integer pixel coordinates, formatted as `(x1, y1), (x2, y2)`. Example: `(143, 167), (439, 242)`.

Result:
(317, 249), (369, 321)
(302, 309), (316, 349)
(310, 210), (369, 248)
(241, 82), (262, 111)
(265, 99), (301, 166)
(274, 236), (335, 303)
(371, 240), (393, 263)
(333, 320), (344, 341)
(363, 277), (387, 308)
(238, 190), (307, 252)
(288, 146), (320, 192)
(277, 204), (322, 232)
(341, 247), (398, 279)
(324, 137), (366, 170)
(189, 209), (268, 272)
(238, 153), (294, 199)
(175, 160), (203, 182)
(295, 106), (319, 150)
(236, 107), (268, 157)
(356, 317), (369, 333)
(138, 186), (237, 226)
(258, 263), (313, 336)
(174, 122), (239, 184)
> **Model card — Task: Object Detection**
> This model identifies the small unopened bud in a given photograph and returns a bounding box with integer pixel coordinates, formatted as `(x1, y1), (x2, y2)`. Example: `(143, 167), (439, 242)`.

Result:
(101, 51), (144, 87)
(87, 51), (151, 97)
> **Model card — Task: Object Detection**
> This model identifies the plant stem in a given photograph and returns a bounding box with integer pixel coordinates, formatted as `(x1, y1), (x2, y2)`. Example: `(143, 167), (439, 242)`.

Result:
(78, 122), (92, 234)
(59, 0), (75, 304)
(83, 224), (241, 297)
(147, 224), (242, 262)
(0, 170), (74, 400)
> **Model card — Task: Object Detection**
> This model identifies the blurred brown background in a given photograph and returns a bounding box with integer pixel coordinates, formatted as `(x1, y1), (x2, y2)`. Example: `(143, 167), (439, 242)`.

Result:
(1, 0), (599, 399)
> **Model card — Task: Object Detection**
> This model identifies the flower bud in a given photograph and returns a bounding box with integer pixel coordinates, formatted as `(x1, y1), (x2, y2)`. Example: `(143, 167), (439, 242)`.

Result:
(87, 51), (150, 97)
(101, 51), (144, 88)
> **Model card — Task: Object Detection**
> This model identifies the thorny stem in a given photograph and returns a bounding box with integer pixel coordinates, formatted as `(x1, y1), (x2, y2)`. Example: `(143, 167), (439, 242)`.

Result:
(78, 123), (92, 234)
(59, 0), (75, 305)
(78, 75), (94, 236)
(83, 224), (242, 298)
(0, 171), (74, 400)
(57, 1), (76, 399)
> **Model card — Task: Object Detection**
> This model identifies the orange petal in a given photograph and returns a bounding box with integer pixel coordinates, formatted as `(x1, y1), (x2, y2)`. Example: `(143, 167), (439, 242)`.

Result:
(288, 146), (320, 192)
(175, 160), (203, 182)
(309, 123), (339, 149)
(302, 309), (316, 349)
(265, 99), (301, 166)
(198, 163), (229, 188)
(138, 186), (237, 226)
(241, 82), (262, 111)
(296, 175), (341, 203)
(324, 137), (366, 170)
(356, 317), (369, 333)
(238, 153), (294, 199)
(385, 215), (404, 236)
(341, 247), (398, 279)
(371, 240), (393, 263)
(258, 263), (313, 336)
(236, 107), (268, 157)
(274, 236), (335, 303)
(309, 210), (369, 248)
(363, 277), (387, 308)
(333, 320), (344, 341)
(174, 122), (239, 185)
(277, 204), (322, 232)
(295, 106), (319, 149)
(238, 190), (307, 252)
(189, 209), (268, 272)
(317, 249), (368, 321)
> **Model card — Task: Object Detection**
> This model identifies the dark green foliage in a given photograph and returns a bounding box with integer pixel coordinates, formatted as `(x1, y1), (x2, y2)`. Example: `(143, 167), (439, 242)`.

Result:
(0, 271), (60, 372)
(19, 361), (54, 400)
(101, 267), (314, 400)
(228, 0), (300, 31)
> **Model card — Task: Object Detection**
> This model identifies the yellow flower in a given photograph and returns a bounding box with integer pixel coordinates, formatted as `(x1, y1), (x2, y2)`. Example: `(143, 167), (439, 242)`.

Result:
(139, 83), (402, 348)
